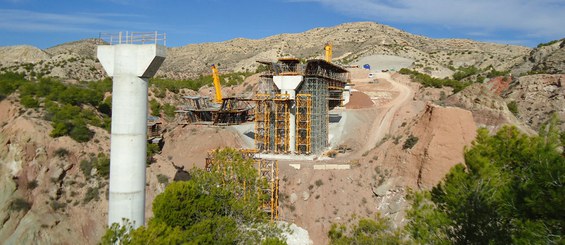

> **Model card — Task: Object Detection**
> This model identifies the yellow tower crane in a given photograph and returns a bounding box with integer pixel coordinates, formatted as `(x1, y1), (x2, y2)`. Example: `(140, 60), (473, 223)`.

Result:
(324, 42), (332, 63)
(211, 64), (223, 103)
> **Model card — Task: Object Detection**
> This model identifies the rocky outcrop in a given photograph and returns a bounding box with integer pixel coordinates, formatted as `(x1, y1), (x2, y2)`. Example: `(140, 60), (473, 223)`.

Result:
(45, 39), (99, 59)
(503, 74), (565, 130)
(377, 104), (477, 189)
(512, 39), (565, 75)
(444, 83), (533, 133)
(0, 45), (49, 65)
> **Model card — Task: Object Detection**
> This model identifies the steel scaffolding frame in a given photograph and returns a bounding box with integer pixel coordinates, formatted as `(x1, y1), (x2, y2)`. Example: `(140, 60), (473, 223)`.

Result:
(274, 94), (290, 154)
(254, 94), (272, 152)
(296, 94), (312, 154)
(297, 77), (329, 154)
(205, 149), (279, 221)
(257, 158), (280, 221)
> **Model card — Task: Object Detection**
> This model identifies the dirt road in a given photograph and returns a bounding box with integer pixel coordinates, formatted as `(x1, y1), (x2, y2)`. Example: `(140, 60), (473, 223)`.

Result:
(358, 72), (414, 155)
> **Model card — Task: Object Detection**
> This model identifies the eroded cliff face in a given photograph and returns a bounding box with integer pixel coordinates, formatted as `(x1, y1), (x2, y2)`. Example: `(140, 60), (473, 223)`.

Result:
(375, 104), (477, 189)
(503, 74), (565, 131)
(0, 97), (108, 244)
(0, 95), (250, 244)
(444, 82), (534, 134)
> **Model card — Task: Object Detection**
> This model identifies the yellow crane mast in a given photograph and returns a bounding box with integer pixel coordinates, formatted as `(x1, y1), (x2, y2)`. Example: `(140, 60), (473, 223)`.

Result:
(211, 64), (223, 103)
(324, 42), (332, 63)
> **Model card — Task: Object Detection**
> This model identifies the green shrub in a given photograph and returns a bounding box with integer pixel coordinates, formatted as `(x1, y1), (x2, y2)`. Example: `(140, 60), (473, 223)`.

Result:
(403, 134), (419, 150)
(50, 200), (67, 211)
(162, 103), (176, 118)
(507, 101), (519, 116)
(9, 198), (31, 212)
(399, 68), (470, 93)
(315, 179), (324, 187)
(20, 95), (39, 108)
(83, 187), (99, 204)
(452, 66), (479, 80)
(69, 124), (94, 142)
(157, 174), (169, 185)
(27, 180), (38, 190)
(101, 149), (285, 244)
(537, 39), (564, 48)
(147, 143), (160, 165)
(96, 153), (110, 178)
(149, 99), (161, 116)
(80, 159), (93, 178)
(54, 148), (69, 158)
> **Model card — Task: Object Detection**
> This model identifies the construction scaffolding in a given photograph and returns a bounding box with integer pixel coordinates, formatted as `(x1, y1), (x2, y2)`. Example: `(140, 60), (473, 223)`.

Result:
(296, 94), (312, 154)
(257, 158), (279, 221)
(253, 58), (348, 155)
(297, 76), (329, 154)
(274, 94), (291, 154)
(204, 149), (279, 221)
(254, 94), (272, 152)
(214, 97), (253, 125)
(175, 96), (253, 125)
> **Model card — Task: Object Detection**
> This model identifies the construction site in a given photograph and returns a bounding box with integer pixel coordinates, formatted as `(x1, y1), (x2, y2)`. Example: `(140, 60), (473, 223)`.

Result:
(89, 34), (475, 244)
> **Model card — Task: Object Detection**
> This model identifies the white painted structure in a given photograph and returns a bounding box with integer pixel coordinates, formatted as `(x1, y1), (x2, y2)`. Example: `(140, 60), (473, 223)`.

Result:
(342, 84), (351, 105)
(273, 75), (303, 153)
(97, 44), (166, 228)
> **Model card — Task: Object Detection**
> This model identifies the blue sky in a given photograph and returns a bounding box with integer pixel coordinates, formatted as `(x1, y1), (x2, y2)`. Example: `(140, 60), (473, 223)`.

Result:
(1, 0), (564, 49)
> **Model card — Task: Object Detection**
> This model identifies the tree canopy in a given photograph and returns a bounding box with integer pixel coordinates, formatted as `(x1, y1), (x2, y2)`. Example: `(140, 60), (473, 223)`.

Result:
(331, 124), (564, 244)
(101, 148), (286, 245)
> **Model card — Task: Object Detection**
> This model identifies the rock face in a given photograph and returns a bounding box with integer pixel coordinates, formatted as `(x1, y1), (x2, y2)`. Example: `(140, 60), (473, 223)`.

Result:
(444, 83), (533, 133)
(0, 40), (105, 81)
(0, 45), (50, 65)
(512, 39), (565, 75)
(503, 74), (565, 130)
(533, 41), (565, 74)
(382, 104), (477, 189)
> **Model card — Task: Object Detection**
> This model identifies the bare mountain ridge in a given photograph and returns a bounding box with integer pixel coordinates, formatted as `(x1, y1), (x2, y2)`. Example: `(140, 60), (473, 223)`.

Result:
(0, 22), (534, 80)
(163, 22), (531, 78)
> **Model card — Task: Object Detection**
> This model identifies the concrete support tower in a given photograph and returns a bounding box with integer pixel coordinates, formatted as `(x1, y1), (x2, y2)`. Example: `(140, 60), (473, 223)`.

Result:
(97, 43), (166, 228)
(273, 75), (303, 153)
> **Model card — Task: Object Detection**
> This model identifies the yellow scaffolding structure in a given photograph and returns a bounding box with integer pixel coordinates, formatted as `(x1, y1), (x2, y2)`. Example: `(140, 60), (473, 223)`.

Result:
(274, 94), (290, 154)
(257, 158), (279, 221)
(296, 94), (312, 154)
(254, 94), (271, 152)
(205, 149), (279, 221)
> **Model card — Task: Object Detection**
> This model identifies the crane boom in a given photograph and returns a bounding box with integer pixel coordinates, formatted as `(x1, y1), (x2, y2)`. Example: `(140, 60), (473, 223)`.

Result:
(211, 64), (222, 103)
(324, 42), (332, 63)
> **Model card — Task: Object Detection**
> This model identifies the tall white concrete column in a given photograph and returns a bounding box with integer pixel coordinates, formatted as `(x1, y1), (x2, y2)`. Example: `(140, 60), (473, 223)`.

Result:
(97, 44), (166, 228)
(273, 75), (303, 154)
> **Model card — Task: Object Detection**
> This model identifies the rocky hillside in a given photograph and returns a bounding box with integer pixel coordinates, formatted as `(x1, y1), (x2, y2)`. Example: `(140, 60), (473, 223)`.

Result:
(503, 74), (565, 131)
(0, 22), (534, 81)
(0, 39), (105, 82)
(512, 39), (565, 75)
(162, 22), (530, 79)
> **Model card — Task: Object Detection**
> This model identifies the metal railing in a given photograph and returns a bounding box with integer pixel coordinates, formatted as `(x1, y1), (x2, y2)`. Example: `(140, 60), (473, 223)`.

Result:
(98, 31), (166, 46)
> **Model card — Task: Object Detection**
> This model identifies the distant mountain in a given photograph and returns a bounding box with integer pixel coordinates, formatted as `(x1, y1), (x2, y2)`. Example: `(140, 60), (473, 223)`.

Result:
(0, 22), (561, 81)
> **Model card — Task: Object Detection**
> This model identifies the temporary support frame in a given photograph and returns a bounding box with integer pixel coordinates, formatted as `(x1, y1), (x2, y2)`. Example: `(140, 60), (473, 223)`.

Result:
(254, 94), (272, 152)
(296, 94), (312, 154)
(205, 149), (279, 221)
(274, 94), (290, 154)
(257, 158), (279, 221)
